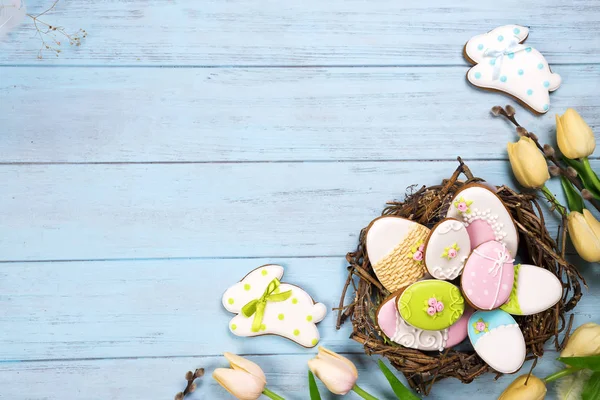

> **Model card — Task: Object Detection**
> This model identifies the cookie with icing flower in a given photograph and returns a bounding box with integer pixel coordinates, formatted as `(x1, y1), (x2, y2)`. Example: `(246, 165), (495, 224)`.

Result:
(423, 218), (471, 280)
(376, 293), (472, 351)
(446, 183), (519, 257)
(464, 24), (561, 114)
(468, 309), (526, 373)
(397, 280), (465, 331)
(366, 216), (430, 293)
(222, 264), (327, 348)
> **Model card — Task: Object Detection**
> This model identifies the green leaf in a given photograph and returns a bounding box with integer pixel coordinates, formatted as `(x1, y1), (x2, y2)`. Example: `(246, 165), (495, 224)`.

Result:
(561, 176), (584, 213)
(582, 371), (600, 400)
(564, 157), (600, 200)
(558, 355), (600, 371)
(377, 360), (420, 400)
(308, 370), (322, 400)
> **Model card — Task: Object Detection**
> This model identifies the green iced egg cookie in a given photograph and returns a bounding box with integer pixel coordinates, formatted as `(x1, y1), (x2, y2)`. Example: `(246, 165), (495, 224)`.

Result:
(397, 280), (465, 330)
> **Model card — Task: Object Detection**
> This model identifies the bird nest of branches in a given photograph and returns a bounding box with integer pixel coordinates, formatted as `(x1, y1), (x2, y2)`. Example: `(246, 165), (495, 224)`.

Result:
(336, 158), (586, 396)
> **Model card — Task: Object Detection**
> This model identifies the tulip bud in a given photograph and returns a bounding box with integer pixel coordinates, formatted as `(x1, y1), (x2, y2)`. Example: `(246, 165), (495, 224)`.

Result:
(507, 136), (550, 189)
(556, 109), (596, 159)
(212, 353), (267, 400)
(567, 209), (600, 262)
(308, 347), (358, 395)
(561, 322), (600, 358)
(498, 374), (547, 400)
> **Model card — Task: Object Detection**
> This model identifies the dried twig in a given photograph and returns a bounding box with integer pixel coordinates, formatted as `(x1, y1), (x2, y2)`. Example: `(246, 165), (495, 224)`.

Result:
(174, 368), (205, 400)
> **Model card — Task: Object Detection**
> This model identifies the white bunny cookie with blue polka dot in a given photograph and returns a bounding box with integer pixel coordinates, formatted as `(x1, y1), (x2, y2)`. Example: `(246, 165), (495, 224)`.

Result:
(222, 264), (327, 348)
(464, 25), (561, 114)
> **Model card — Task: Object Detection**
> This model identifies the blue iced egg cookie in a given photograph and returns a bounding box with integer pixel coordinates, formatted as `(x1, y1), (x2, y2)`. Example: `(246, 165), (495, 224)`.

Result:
(468, 310), (525, 373)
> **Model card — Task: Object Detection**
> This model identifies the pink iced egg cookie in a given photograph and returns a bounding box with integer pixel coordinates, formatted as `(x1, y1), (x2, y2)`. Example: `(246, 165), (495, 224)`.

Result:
(461, 241), (515, 310)
(376, 295), (470, 351)
(446, 185), (519, 257)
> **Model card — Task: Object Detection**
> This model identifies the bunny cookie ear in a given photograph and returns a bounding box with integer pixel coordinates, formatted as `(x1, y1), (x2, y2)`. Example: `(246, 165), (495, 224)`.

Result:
(465, 25), (529, 64)
(222, 264), (284, 313)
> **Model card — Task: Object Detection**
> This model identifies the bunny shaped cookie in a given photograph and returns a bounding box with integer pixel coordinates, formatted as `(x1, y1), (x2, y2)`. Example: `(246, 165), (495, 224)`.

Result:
(464, 25), (561, 114)
(222, 264), (327, 348)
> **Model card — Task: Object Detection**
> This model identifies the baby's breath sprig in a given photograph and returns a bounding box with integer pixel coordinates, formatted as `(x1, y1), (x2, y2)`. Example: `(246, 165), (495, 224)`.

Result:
(174, 368), (205, 400)
(25, 0), (87, 59)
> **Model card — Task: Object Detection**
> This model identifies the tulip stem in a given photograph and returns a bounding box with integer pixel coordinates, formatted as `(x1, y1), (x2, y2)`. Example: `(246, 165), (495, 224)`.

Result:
(541, 185), (568, 217)
(263, 388), (286, 400)
(582, 157), (600, 193)
(543, 367), (583, 383)
(352, 384), (379, 400)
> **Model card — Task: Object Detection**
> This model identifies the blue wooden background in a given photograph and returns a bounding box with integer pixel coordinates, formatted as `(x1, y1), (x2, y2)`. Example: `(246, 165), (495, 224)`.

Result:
(0, 1), (599, 398)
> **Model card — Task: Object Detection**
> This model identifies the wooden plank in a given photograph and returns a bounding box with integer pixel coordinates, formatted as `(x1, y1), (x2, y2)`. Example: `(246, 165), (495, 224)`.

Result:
(0, 256), (596, 361)
(0, 160), (594, 261)
(0, 352), (595, 399)
(1, 0), (599, 66)
(0, 65), (598, 163)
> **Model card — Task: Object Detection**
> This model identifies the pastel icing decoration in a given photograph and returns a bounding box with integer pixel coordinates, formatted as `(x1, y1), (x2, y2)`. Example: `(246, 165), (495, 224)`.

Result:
(397, 280), (465, 331)
(366, 216), (430, 292)
(464, 24), (561, 114)
(468, 310), (525, 373)
(500, 264), (562, 315)
(461, 241), (515, 310)
(222, 264), (327, 348)
(446, 184), (519, 257)
(423, 218), (471, 280)
(376, 295), (471, 351)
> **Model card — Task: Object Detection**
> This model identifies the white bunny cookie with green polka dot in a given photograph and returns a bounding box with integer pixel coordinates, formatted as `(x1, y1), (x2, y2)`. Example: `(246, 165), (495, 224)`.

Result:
(222, 264), (327, 348)
(464, 24), (561, 114)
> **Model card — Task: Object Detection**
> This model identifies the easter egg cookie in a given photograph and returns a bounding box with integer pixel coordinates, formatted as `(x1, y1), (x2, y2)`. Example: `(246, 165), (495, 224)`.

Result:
(377, 294), (471, 351)
(464, 25), (561, 114)
(501, 264), (562, 316)
(222, 264), (327, 348)
(468, 310), (525, 373)
(461, 241), (515, 310)
(366, 216), (430, 293)
(423, 218), (471, 280)
(397, 280), (465, 331)
(446, 184), (519, 257)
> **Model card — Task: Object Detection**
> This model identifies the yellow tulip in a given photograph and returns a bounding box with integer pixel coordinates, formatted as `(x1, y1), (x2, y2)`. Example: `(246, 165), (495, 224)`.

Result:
(507, 136), (550, 188)
(213, 353), (266, 400)
(498, 374), (547, 400)
(308, 347), (358, 395)
(561, 322), (600, 358)
(556, 109), (596, 159)
(567, 209), (600, 262)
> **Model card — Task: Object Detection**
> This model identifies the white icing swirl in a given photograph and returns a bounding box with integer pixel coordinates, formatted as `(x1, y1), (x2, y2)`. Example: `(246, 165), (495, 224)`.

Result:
(391, 315), (448, 351)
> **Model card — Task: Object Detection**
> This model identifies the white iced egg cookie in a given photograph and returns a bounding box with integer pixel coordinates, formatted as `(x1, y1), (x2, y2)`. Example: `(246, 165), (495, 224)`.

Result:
(464, 24), (561, 114)
(423, 218), (471, 280)
(468, 309), (525, 373)
(222, 264), (327, 348)
(501, 264), (562, 316)
(446, 184), (518, 257)
(366, 216), (430, 293)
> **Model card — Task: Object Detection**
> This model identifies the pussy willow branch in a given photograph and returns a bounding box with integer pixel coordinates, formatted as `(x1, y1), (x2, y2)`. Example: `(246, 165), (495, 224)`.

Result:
(494, 106), (600, 214)
(174, 368), (204, 400)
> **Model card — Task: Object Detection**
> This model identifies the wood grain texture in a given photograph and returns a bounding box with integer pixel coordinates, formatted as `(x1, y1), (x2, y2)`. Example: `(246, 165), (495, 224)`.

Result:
(0, 354), (591, 399)
(1, 65), (599, 163)
(1, 0), (599, 66)
(0, 160), (595, 261)
(2, 0), (600, 398)
(2, 256), (598, 361)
